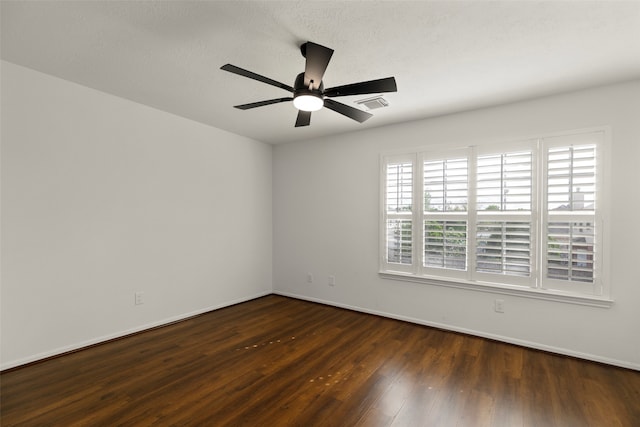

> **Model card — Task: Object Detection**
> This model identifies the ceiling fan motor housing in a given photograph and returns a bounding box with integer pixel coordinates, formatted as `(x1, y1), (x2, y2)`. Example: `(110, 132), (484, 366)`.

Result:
(294, 72), (323, 97)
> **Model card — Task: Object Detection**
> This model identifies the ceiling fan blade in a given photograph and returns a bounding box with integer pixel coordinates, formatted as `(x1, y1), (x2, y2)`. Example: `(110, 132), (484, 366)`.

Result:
(324, 77), (397, 98)
(221, 64), (294, 93)
(234, 98), (293, 110)
(295, 110), (311, 127)
(303, 42), (334, 90)
(323, 99), (373, 123)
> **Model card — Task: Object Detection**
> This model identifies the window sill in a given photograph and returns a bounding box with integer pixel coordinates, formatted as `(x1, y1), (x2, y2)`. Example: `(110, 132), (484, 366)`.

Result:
(379, 271), (613, 308)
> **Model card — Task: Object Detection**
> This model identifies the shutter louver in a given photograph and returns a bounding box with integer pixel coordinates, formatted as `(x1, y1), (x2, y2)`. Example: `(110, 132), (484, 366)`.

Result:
(477, 151), (532, 211)
(424, 220), (467, 270)
(424, 158), (468, 211)
(387, 219), (412, 264)
(547, 145), (596, 211)
(476, 221), (531, 276)
(546, 222), (595, 283)
(386, 162), (413, 213)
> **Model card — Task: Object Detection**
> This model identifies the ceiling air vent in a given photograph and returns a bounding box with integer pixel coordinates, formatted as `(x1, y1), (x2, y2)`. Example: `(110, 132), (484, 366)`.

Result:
(354, 96), (389, 111)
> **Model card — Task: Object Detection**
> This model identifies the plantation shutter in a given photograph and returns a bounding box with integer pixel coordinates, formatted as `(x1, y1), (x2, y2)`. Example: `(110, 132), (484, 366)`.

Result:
(382, 155), (415, 272)
(476, 151), (532, 212)
(543, 132), (601, 294)
(476, 221), (531, 277)
(380, 128), (606, 300)
(422, 154), (469, 276)
(475, 146), (535, 285)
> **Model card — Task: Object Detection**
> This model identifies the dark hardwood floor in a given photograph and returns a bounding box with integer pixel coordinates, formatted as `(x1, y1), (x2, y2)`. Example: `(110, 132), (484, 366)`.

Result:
(2, 295), (639, 426)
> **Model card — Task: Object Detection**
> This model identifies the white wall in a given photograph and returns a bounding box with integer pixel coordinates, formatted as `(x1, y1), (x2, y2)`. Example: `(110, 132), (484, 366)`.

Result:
(1, 61), (273, 369)
(273, 80), (640, 370)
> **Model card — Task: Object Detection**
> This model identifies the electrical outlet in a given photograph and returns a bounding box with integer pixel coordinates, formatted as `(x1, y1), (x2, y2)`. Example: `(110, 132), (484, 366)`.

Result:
(135, 292), (144, 306)
(494, 299), (505, 313)
(328, 275), (336, 287)
(307, 273), (313, 283)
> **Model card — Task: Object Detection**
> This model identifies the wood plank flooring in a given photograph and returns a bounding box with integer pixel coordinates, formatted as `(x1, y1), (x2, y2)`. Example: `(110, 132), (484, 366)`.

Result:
(2, 295), (639, 426)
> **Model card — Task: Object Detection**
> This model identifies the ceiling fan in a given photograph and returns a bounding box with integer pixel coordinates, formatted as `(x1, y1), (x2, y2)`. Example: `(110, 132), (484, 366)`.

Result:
(221, 41), (397, 127)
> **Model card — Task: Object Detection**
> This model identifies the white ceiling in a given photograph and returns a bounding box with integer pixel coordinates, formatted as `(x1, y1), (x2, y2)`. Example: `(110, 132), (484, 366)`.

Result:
(2, 1), (640, 145)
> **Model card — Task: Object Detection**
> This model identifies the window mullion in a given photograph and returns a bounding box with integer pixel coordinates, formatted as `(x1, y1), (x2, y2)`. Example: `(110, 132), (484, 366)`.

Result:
(414, 153), (422, 275)
(532, 138), (543, 289)
(467, 147), (477, 281)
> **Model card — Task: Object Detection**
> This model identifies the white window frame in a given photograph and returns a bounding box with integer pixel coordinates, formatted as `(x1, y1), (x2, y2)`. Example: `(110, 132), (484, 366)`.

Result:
(419, 148), (470, 281)
(380, 153), (417, 274)
(474, 140), (537, 288)
(540, 131), (604, 296)
(379, 128), (612, 308)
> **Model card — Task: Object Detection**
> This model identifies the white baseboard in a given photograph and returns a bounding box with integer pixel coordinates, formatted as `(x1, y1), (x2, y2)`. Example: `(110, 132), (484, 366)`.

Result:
(1, 290), (271, 371)
(274, 290), (640, 372)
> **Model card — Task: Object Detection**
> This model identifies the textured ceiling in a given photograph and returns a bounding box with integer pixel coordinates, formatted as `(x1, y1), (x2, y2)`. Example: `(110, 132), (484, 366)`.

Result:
(2, 1), (640, 145)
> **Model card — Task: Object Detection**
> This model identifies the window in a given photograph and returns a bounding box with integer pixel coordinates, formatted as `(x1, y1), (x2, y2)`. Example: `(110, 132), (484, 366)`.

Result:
(423, 156), (468, 271)
(543, 133), (601, 295)
(380, 129), (609, 304)
(385, 158), (414, 270)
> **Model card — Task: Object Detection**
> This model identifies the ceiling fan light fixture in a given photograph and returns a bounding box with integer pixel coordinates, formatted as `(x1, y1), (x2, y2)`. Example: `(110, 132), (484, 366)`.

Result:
(221, 41), (397, 127)
(293, 94), (324, 112)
